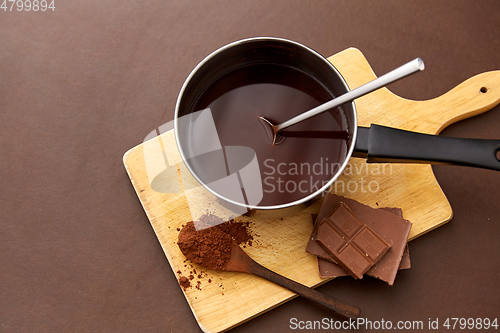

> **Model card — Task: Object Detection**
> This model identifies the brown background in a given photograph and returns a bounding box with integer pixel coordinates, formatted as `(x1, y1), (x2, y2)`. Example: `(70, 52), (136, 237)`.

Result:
(1, 1), (499, 332)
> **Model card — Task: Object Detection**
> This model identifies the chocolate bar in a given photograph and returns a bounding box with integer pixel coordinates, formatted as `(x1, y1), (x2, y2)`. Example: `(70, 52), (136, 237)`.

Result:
(316, 203), (391, 279)
(307, 194), (412, 285)
(315, 207), (410, 279)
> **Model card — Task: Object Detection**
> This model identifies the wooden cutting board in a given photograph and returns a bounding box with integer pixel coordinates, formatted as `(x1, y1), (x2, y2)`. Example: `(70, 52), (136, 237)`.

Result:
(123, 48), (500, 333)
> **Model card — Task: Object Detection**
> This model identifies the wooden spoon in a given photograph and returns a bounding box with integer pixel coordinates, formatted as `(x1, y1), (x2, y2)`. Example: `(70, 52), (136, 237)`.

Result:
(178, 220), (360, 319)
(222, 240), (360, 319)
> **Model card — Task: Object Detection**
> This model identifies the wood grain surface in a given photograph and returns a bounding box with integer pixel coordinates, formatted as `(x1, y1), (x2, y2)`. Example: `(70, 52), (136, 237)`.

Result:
(123, 48), (500, 332)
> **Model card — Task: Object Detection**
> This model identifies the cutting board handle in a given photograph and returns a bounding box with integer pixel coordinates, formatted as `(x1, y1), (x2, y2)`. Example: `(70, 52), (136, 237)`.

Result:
(329, 48), (500, 135)
(421, 70), (500, 133)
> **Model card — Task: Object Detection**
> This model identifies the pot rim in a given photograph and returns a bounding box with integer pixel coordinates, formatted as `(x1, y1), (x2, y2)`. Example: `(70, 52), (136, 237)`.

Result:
(174, 37), (358, 210)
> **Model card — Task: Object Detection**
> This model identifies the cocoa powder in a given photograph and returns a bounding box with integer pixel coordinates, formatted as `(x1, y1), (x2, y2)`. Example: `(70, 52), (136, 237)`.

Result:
(178, 276), (191, 289)
(216, 220), (253, 246)
(191, 213), (255, 246)
(177, 214), (254, 288)
(177, 221), (232, 270)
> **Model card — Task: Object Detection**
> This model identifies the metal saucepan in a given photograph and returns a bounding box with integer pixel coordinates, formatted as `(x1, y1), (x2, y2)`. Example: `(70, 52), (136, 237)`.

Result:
(174, 37), (500, 214)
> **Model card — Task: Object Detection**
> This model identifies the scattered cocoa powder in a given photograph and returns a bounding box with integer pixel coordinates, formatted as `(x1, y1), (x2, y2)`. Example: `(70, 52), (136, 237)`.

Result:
(179, 276), (191, 289)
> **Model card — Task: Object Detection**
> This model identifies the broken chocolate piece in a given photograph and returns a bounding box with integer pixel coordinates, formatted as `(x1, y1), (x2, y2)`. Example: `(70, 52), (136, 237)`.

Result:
(308, 194), (412, 285)
(314, 208), (410, 279)
(318, 256), (349, 279)
(399, 245), (411, 270)
(314, 211), (411, 279)
(376, 208), (410, 270)
(316, 203), (391, 279)
(311, 213), (349, 279)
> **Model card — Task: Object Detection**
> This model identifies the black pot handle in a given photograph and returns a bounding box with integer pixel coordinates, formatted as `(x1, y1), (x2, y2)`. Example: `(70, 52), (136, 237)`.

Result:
(353, 125), (500, 171)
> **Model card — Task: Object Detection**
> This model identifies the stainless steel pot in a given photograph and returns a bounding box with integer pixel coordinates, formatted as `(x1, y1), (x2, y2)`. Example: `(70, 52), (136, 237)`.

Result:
(174, 37), (500, 213)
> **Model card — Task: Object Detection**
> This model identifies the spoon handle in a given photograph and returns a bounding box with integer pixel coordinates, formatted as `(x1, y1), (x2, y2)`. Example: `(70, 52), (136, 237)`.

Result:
(247, 260), (361, 319)
(276, 58), (424, 131)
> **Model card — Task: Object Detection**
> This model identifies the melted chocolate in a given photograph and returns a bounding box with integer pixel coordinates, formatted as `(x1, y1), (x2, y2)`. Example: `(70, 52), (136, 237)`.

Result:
(191, 64), (349, 206)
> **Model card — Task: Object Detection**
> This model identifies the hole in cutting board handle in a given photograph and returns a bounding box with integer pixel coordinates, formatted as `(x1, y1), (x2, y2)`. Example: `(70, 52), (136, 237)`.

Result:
(480, 86), (488, 93)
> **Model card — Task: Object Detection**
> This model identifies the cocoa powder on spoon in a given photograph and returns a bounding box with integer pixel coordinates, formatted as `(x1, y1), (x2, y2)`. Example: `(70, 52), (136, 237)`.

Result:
(178, 221), (233, 270)
(177, 214), (254, 273)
